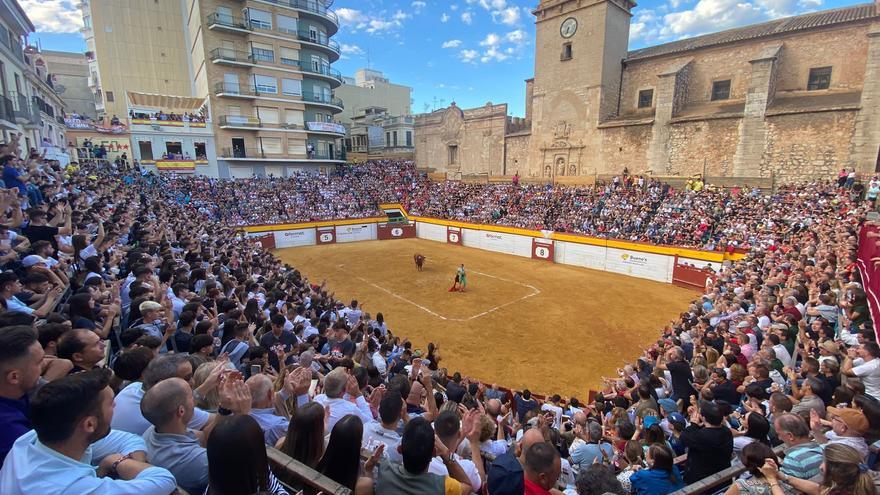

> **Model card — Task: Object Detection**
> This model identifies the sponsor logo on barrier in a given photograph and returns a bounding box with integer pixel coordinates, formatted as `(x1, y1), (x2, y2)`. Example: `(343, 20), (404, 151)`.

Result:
(620, 253), (649, 266)
(485, 233), (503, 240)
(391, 228), (403, 237)
(281, 230), (306, 239)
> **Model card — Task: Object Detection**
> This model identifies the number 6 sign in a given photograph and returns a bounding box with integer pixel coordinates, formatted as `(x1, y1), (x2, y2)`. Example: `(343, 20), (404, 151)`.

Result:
(532, 238), (554, 262)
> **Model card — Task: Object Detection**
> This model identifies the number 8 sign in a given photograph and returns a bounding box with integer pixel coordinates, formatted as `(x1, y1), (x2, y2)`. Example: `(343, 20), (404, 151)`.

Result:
(531, 238), (554, 262)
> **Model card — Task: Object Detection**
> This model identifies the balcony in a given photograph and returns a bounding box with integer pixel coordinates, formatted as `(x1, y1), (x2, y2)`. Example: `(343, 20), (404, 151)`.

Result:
(288, 30), (340, 60)
(32, 96), (55, 118)
(278, 59), (343, 87)
(209, 48), (258, 66)
(218, 146), (346, 161)
(10, 92), (39, 126)
(0, 96), (14, 124)
(0, 32), (24, 64)
(248, 0), (339, 34)
(206, 12), (251, 33)
(213, 82), (258, 98)
(301, 91), (343, 111)
(218, 115), (262, 128)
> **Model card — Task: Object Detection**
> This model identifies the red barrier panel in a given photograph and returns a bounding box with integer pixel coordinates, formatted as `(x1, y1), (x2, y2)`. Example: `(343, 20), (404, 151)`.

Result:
(377, 223), (416, 240)
(316, 227), (336, 245)
(447, 226), (462, 245)
(857, 224), (880, 342)
(250, 233), (276, 250)
(672, 257), (715, 291)
(532, 238), (554, 262)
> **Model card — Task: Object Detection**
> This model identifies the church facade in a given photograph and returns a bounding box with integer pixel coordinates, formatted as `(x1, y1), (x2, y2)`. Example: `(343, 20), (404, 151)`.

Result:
(414, 0), (880, 182)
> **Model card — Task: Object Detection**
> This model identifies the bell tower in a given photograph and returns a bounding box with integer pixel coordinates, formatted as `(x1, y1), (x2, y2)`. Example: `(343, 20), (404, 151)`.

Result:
(528, 0), (635, 179)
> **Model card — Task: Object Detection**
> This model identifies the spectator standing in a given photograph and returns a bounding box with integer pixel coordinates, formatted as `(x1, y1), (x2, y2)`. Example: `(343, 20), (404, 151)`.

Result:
(680, 401), (733, 484)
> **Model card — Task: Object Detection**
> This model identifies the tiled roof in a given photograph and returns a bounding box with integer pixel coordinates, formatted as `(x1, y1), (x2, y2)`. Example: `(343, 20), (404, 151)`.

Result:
(626, 3), (879, 61)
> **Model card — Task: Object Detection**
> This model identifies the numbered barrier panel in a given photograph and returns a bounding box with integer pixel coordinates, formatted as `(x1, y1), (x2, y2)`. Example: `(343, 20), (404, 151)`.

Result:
(317, 227), (336, 244)
(532, 238), (554, 262)
(447, 226), (462, 245)
(377, 223), (416, 240)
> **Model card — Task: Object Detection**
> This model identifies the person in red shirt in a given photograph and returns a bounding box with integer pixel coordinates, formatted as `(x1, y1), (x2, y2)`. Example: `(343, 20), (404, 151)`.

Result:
(523, 442), (561, 495)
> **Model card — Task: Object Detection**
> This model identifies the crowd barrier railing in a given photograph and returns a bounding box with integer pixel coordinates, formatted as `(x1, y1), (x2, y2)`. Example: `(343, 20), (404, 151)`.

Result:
(857, 223), (880, 343)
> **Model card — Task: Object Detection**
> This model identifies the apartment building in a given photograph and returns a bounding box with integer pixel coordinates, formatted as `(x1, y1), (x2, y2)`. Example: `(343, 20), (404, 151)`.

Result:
(40, 50), (96, 120)
(0, 0), (41, 151)
(24, 46), (68, 148)
(186, 0), (346, 177)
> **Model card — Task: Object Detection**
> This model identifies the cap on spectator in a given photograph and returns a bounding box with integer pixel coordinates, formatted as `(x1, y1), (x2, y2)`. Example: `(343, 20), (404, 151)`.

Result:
(736, 321), (751, 329)
(770, 323), (788, 331)
(643, 415), (660, 428)
(667, 412), (687, 425)
(139, 301), (163, 313)
(820, 341), (840, 354)
(826, 406), (869, 434)
(21, 255), (47, 268)
(658, 398), (678, 414)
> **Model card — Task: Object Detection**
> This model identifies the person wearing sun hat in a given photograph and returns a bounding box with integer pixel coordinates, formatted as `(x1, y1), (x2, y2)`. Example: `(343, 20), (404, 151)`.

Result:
(811, 406), (870, 460)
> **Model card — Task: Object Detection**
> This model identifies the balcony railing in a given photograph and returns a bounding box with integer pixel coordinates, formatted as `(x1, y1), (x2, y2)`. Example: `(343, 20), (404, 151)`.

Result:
(206, 12), (250, 30)
(32, 96), (55, 118)
(301, 91), (343, 108)
(290, 30), (340, 54)
(278, 59), (342, 83)
(253, 0), (339, 26)
(218, 115), (262, 127)
(214, 82), (258, 96)
(0, 32), (24, 63)
(10, 92), (38, 124)
(0, 96), (14, 122)
(209, 48), (257, 64)
(219, 146), (346, 160)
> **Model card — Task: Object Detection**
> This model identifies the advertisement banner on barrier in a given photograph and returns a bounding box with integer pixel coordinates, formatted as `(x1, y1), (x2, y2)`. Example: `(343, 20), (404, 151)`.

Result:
(336, 224), (373, 243)
(447, 226), (462, 245)
(316, 227), (336, 245)
(273, 228), (316, 248)
(605, 248), (674, 283)
(532, 238), (554, 262)
(377, 223), (416, 240)
(480, 231), (516, 254)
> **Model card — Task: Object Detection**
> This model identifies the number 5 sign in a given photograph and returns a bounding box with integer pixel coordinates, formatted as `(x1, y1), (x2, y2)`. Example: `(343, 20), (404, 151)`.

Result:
(532, 238), (554, 262)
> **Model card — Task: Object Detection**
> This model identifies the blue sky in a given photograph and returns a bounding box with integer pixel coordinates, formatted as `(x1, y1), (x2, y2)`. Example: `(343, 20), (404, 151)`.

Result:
(25, 0), (861, 117)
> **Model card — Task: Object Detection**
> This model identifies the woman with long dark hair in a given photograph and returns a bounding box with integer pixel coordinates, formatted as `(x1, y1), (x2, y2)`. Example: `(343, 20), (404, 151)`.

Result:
(629, 444), (684, 495)
(316, 414), (364, 490)
(278, 402), (325, 468)
(724, 442), (780, 495)
(733, 412), (771, 457)
(206, 414), (288, 494)
(67, 291), (117, 339)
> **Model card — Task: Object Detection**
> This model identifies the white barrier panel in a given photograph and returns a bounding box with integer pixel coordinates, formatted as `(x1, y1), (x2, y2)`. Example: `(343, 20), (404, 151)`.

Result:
(513, 235), (533, 258)
(461, 228), (482, 249)
(479, 231), (517, 255)
(336, 223), (376, 243)
(416, 222), (447, 243)
(558, 241), (607, 271)
(273, 228), (316, 248)
(605, 248), (675, 283)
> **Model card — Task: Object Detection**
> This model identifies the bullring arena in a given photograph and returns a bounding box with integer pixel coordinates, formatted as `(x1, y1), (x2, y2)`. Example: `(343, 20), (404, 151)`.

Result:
(275, 238), (694, 396)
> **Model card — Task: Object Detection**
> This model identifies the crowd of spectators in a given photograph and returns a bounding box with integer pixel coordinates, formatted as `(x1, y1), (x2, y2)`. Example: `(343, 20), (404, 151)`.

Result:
(128, 110), (207, 123)
(0, 143), (878, 495)
(163, 159), (880, 253)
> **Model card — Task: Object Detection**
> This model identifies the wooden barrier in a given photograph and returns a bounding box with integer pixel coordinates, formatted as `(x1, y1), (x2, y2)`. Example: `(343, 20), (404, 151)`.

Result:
(267, 446), (352, 495)
(668, 445), (785, 495)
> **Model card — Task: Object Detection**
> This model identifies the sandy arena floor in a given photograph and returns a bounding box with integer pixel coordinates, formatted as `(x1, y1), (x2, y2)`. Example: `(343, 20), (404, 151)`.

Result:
(274, 238), (695, 397)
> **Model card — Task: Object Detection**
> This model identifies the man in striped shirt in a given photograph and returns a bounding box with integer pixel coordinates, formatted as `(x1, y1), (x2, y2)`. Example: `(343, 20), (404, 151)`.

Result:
(774, 413), (823, 479)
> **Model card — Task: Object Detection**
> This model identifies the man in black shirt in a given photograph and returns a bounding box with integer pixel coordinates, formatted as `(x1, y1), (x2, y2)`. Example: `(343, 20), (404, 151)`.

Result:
(21, 206), (71, 253)
(704, 367), (742, 405)
(445, 372), (467, 403)
(322, 324), (355, 368)
(681, 401), (733, 484)
(259, 314), (297, 371)
(658, 347), (695, 403)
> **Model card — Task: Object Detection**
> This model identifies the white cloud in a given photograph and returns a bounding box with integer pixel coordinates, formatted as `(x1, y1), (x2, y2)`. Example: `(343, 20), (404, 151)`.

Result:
(460, 49), (479, 63)
(479, 33), (501, 47)
(411, 1), (427, 12)
(340, 43), (364, 55)
(441, 13), (450, 22)
(450, 4), (459, 10)
(505, 29), (527, 44)
(336, 8), (410, 35)
(20, 0), (83, 33)
(630, 0), (825, 44)
(442, 39), (463, 48)
(461, 11), (474, 24)
(492, 6), (521, 25)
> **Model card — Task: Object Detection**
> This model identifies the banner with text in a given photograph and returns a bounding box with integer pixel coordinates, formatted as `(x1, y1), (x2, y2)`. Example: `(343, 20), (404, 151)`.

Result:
(273, 228), (316, 248)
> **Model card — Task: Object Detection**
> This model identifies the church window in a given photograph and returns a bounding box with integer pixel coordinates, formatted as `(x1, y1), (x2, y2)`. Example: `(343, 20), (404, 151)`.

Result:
(448, 145), (458, 165)
(711, 80), (730, 101)
(808, 67), (832, 90)
(561, 43), (572, 61)
(637, 89), (653, 108)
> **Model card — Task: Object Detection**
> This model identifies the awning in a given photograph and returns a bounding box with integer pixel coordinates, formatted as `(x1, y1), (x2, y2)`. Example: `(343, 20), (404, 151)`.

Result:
(126, 92), (206, 112)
